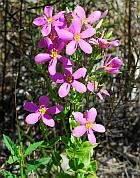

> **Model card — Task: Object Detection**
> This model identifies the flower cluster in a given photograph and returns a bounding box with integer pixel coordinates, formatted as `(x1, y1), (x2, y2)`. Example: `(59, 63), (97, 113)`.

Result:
(24, 5), (122, 144)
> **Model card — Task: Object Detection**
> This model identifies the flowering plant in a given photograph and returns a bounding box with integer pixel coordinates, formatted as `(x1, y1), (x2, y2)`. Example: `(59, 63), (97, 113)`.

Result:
(3, 4), (122, 178)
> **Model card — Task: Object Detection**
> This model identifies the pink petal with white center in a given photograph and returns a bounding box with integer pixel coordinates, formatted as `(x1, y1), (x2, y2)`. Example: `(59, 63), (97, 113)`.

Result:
(25, 112), (40, 124)
(41, 24), (51, 37)
(48, 58), (57, 75)
(57, 29), (73, 41)
(87, 11), (101, 24)
(58, 82), (70, 98)
(42, 114), (55, 127)
(44, 6), (52, 18)
(73, 125), (87, 137)
(87, 107), (97, 122)
(33, 17), (46, 26)
(73, 112), (86, 125)
(80, 28), (96, 39)
(74, 5), (86, 19)
(66, 40), (77, 55)
(79, 39), (92, 54)
(87, 129), (96, 144)
(100, 89), (110, 96)
(39, 96), (49, 107)
(47, 106), (64, 114)
(92, 124), (105, 133)
(35, 53), (50, 64)
(72, 80), (87, 93)
(72, 68), (87, 79)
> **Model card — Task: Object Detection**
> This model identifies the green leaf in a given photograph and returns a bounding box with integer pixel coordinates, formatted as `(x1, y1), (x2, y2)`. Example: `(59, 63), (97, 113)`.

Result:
(86, 174), (98, 178)
(2, 170), (18, 178)
(24, 141), (43, 157)
(3, 135), (17, 156)
(26, 157), (50, 174)
(88, 160), (97, 174)
(56, 173), (73, 178)
(52, 150), (62, 166)
(7, 156), (18, 164)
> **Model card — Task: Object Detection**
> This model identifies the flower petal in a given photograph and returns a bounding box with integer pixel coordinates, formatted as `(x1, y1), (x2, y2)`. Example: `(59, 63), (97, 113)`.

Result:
(92, 124), (105, 133)
(41, 24), (51, 36)
(73, 112), (86, 125)
(72, 80), (87, 93)
(53, 11), (65, 20)
(35, 53), (50, 63)
(57, 29), (73, 41)
(79, 39), (92, 54)
(33, 17), (46, 26)
(47, 106), (64, 114)
(42, 114), (55, 127)
(87, 129), (96, 144)
(38, 37), (52, 48)
(73, 125), (87, 137)
(87, 107), (97, 122)
(48, 58), (57, 75)
(25, 112), (40, 124)
(71, 18), (82, 34)
(100, 89), (110, 96)
(87, 11), (101, 24)
(58, 82), (70, 98)
(24, 102), (38, 112)
(87, 82), (94, 92)
(80, 28), (96, 39)
(97, 92), (104, 100)
(44, 6), (52, 18)
(39, 96), (49, 107)
(74, 5), (86, 18)
(72, 68), (87, 79)
(66, 40), (77, 55)
(50, 73), (65, 83)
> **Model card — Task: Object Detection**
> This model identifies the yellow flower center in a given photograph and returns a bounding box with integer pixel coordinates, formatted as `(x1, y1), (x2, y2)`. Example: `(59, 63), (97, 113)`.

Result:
(74, 34), (80, 41)
(51, 48), (58, 59)
(86, 123), (93, 130)
(66, 74), (73, 83)
(82, 18), (88, 25)
(47, 17), (53, 24)
(39, 105), (47, 115)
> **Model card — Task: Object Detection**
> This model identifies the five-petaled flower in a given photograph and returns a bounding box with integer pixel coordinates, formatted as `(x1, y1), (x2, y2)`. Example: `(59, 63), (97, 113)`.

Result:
(98, 56), (122, 74)
(73, 5), (108, 28)
(35, 40), (73, 75)
(51, 67), (87, 97)
(33, 6), (65, 36)
(72, 107), (105, 144)
(57, 18), (96, 55)
(24, 96), (63, 127)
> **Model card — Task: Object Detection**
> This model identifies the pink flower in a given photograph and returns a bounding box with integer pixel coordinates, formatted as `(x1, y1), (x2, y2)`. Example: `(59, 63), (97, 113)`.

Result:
(33, 6), (65, 36)
(72, 107), (105, 144)
(74, 5), (108, 28)
(34, 40), (73, 75)
(57, 18), (96, 55)
(51, 67), (87, 97)
(24, 96), (63, 127)
(87, 81), (110, 100)
(98, 56), (122, 74)
(89, 38), (120, 48)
